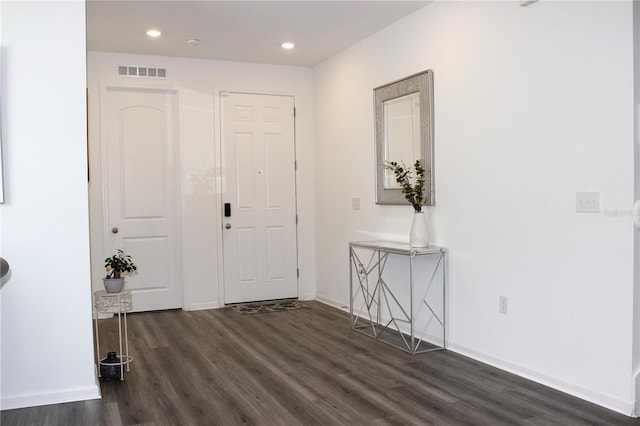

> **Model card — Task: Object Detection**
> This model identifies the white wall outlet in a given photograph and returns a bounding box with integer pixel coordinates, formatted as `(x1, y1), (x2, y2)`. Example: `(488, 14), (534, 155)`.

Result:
(352, 197), (361, 211)
(499, 296), (508, 314)
(576, 192), (600, 213)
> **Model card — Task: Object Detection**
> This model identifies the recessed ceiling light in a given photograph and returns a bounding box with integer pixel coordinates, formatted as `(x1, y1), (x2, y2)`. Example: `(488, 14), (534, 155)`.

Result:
(146, 29), (162, 38)
(281, 42), (295, 50)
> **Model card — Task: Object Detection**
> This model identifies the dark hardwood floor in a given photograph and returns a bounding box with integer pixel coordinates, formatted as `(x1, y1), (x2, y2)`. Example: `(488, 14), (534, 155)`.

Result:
(2, 301), (638, 425)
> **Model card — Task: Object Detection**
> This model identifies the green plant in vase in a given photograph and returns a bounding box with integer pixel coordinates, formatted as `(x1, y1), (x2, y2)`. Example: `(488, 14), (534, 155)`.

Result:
(384, 160), (429, 247)
(103, 249), (137, 293)
(384, 160), (426, 212)
(104, 249), (137, 279)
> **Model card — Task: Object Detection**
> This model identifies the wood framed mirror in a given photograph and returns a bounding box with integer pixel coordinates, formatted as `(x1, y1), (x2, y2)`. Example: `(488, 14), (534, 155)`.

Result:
(374, 70), (434, 206)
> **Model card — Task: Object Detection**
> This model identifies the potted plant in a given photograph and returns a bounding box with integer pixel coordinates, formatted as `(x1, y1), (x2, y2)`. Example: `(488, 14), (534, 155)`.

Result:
(384, 160), (429, 247)
(103, 249), (137, 293)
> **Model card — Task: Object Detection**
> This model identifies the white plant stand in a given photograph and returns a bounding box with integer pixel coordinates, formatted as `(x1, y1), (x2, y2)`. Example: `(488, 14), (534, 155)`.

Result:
(93, 289), (133, 380)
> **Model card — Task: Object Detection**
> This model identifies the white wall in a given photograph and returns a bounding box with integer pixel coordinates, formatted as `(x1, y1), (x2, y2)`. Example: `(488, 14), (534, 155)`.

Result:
(2, 0), (634, 414)
(314, 0), (636, 415)
(0, 1), (99, 410)
(87, 52), (316, 309)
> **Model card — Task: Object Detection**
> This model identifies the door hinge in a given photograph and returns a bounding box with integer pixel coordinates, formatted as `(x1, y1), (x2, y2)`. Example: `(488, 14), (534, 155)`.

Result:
(297, 268), (300, 278)
(294, 161), (297, 171)
(293, 107), (296, 118)
(295, 215), (298, 224)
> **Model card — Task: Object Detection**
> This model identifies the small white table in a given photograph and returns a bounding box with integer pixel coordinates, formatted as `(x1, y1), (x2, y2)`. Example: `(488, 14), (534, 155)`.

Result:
(349, 241), (447, 354)
(93, 289), (133, 380)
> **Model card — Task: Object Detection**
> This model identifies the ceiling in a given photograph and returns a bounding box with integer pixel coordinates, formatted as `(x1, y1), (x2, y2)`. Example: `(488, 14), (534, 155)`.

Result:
(86, 1), (431, 67)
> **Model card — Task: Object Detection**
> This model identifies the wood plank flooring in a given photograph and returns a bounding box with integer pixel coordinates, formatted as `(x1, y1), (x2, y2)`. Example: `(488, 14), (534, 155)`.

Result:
(2, 301), (638, 425)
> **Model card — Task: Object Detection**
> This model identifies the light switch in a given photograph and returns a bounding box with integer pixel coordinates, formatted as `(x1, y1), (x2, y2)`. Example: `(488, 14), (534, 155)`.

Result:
(576, 192), (600, 213)
(352, 197), (361, 211)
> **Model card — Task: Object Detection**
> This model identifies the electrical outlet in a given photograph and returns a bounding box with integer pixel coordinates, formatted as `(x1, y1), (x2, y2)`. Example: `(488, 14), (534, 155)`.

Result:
(576, 192), (600, 213)
(499, 296), (508, 314)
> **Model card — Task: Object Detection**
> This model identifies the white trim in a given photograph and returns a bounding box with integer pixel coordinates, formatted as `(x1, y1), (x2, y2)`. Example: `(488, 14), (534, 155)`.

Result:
(213, 85), (226, 307)
(184, 301), (220, 311)
(0, 385), (101, 411)
(635, 371), (640, 417)
(314, 295), (349, 312)
(300, 292), (316, 302)
(447, 342), (636, 417)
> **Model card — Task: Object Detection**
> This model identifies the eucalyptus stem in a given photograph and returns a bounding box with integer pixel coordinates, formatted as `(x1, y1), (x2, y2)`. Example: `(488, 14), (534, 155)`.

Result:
(384, 160), (426, 213)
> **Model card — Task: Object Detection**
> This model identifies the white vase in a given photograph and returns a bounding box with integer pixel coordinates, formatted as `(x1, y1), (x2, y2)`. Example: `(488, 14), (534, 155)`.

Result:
(103, 278), (125, 293)
(410, 212), (429, 247)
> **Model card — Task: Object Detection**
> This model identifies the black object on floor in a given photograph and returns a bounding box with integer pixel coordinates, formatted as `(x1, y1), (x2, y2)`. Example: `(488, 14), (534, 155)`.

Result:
(99, 351), (123, 380)
(231, 300), (310, 315)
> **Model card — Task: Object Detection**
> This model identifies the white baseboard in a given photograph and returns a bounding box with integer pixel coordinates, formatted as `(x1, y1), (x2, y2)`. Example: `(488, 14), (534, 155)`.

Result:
(301, 293), (316, 301)
(635, 369), (640, 416)
(447, 342), (636, 418)
(0, 384), (101, 411)
(184, 301), (220, 311)
(314, 294), (349, 312)
(312, 296), (636, 417)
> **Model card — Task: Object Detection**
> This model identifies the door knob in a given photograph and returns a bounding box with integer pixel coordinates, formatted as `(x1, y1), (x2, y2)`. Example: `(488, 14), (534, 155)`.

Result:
(0, 257), (9, 279)
(224, 223), (231, 230)
(112, 227), (119, 234)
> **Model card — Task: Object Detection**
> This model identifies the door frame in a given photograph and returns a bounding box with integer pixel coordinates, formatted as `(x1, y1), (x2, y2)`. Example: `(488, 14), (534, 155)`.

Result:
(214, 87), (300, 305)
(89, 80), (185, 309)
(633, 0), (640, 415)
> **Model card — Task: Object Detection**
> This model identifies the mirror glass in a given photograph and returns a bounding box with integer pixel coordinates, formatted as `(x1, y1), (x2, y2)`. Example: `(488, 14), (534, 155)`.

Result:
(375, 70), (434, 206)
(383, 92), (421, 189)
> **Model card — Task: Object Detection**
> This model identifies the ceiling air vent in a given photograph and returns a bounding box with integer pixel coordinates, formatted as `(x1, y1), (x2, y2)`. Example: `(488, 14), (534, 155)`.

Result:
(117, 65), (167, 78)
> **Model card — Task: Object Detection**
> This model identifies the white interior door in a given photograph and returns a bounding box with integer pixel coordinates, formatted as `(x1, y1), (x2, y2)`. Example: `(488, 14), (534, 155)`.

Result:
(222, 93), (298, 304)
(102, 85), (182, 312)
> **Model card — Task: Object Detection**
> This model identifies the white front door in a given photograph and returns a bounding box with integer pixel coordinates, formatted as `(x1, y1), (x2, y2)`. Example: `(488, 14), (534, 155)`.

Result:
(101, 85), (183, 312)
(222, 93), (298, 304)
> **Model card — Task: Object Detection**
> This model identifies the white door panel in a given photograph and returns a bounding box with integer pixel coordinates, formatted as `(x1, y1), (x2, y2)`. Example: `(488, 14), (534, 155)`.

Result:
(102, 85), (182, 312)
(222, 93), (297, 304)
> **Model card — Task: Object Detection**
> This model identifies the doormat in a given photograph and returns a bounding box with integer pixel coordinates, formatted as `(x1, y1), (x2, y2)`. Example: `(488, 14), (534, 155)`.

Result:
(230, 300), (310, 315)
